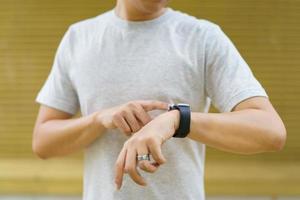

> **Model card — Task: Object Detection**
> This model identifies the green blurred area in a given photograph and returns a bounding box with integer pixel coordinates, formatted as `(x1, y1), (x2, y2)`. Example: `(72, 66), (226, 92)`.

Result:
(0, 0), (299, 195)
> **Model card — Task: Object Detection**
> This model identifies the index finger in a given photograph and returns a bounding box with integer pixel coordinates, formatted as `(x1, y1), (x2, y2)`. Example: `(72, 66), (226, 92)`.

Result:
(125, 148), (147, 186)
(114, 147), (127, 190)
(138, 100), (168, 112)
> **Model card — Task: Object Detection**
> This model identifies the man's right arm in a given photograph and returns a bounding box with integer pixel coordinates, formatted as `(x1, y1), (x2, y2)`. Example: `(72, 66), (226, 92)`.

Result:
(32, 105), (105, 159)
(32, 100), (168, 159)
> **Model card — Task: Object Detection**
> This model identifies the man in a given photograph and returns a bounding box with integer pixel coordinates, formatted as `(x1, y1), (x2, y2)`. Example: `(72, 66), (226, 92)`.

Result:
(33, 0), (286, 199)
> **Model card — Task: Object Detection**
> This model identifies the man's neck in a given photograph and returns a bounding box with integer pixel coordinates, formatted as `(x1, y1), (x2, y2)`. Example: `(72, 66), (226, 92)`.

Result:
(115, 0), (166, 21)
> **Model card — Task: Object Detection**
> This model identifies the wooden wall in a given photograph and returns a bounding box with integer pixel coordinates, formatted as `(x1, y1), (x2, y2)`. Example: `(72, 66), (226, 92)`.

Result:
(0, 0), (299, 162)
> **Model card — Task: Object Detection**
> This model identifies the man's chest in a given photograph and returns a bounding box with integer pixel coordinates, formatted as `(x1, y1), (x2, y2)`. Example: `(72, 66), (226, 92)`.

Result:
(70, 37), (204, 114)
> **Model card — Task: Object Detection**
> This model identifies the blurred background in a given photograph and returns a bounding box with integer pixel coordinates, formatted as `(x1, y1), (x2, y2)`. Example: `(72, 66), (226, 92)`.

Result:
(0, 0), (299, 199)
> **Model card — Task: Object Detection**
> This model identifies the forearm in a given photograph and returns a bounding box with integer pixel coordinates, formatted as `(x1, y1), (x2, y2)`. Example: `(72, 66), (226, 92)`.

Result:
(188, 109), (286, 154)
(33, 112), (106, 158)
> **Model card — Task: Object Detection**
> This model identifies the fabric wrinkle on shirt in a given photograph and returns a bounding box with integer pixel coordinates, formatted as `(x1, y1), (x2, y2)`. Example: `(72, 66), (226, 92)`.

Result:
(36, 7), (268, 200)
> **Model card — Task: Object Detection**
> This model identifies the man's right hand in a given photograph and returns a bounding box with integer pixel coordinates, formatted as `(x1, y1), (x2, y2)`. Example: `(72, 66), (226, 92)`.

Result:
(96, 100), (168, 136)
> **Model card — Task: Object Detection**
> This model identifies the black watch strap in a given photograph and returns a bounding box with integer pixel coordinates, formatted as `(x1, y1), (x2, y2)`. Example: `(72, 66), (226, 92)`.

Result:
(168, 103), (191, 138)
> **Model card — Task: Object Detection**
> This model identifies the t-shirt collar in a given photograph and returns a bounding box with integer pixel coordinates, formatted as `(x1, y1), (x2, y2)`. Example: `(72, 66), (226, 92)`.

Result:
(109, 7), (174, 30)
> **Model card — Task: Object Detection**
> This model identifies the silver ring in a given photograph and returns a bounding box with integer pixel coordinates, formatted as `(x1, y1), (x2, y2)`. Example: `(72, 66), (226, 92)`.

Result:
(136, 154), (150, 161)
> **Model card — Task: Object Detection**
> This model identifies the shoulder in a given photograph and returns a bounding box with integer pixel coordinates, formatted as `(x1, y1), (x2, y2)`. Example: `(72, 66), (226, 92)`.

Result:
(172, 9), (232, 48)
(64, 10), (112, 43)
(168, 8), (222, 38)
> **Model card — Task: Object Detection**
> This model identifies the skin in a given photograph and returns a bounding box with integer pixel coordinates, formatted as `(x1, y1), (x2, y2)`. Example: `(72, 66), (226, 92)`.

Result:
(111, 0), (286, 190)
(99, 100), (168, 136)
(115, 0), (169, 21)
(32, 0), (172, 159)
(32, 100), (168, 158)
(114, 97), (286, 190)
(33, 0), (287, 192)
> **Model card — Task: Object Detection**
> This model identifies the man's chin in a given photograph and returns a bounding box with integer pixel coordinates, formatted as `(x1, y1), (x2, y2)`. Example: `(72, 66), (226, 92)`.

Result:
(141, 4), (167, 15)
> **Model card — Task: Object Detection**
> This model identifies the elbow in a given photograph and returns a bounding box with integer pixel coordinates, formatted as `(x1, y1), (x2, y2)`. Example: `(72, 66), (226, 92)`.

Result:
(32, 142), (49, 160)
(269, 124), (287, 152)
(260, 110), (287, 152)
(32, 135), (50, 160)
(272, 130), (286, 151)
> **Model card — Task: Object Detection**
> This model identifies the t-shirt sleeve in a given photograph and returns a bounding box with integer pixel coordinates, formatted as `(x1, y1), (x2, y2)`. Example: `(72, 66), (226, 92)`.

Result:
(35, 28), (79, 115)
(204, 24), (268, 112)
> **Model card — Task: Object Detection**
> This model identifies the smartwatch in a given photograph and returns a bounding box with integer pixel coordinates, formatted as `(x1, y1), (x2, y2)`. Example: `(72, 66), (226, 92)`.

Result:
(168, 103), (191, 138)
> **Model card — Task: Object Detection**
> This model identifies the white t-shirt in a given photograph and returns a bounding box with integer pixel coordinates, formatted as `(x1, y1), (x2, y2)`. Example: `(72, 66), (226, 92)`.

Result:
(36, 7), (267, 200)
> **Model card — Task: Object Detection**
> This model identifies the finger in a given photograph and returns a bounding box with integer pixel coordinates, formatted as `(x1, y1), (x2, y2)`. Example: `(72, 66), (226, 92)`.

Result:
(113, 115), (132, 136)
(137, 118), (144, 128)
(138, 100), (169, 112)
(124, 148), (146, 186)
(148, 142), (166, 165)
(138, 160), (159, 173)
(137, 145), (157, 173)
(133, 104), (152, 126)
(124, 110), (141, 133)
(132, 119), (145, 135)
(114, 147), (127, 190)
(151, 162), (161, 167)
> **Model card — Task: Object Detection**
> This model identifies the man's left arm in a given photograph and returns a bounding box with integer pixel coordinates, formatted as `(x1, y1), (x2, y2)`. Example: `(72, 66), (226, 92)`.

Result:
(114, 96), (286, 189)
(191, 24), (287, 154)
(187, 96), (286, 154)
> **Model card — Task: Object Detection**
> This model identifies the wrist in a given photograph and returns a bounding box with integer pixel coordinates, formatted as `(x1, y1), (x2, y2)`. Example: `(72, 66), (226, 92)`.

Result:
(169, 110), (180, 131)
(153, 110), (180, 140)
(92, 111), (107, 137)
